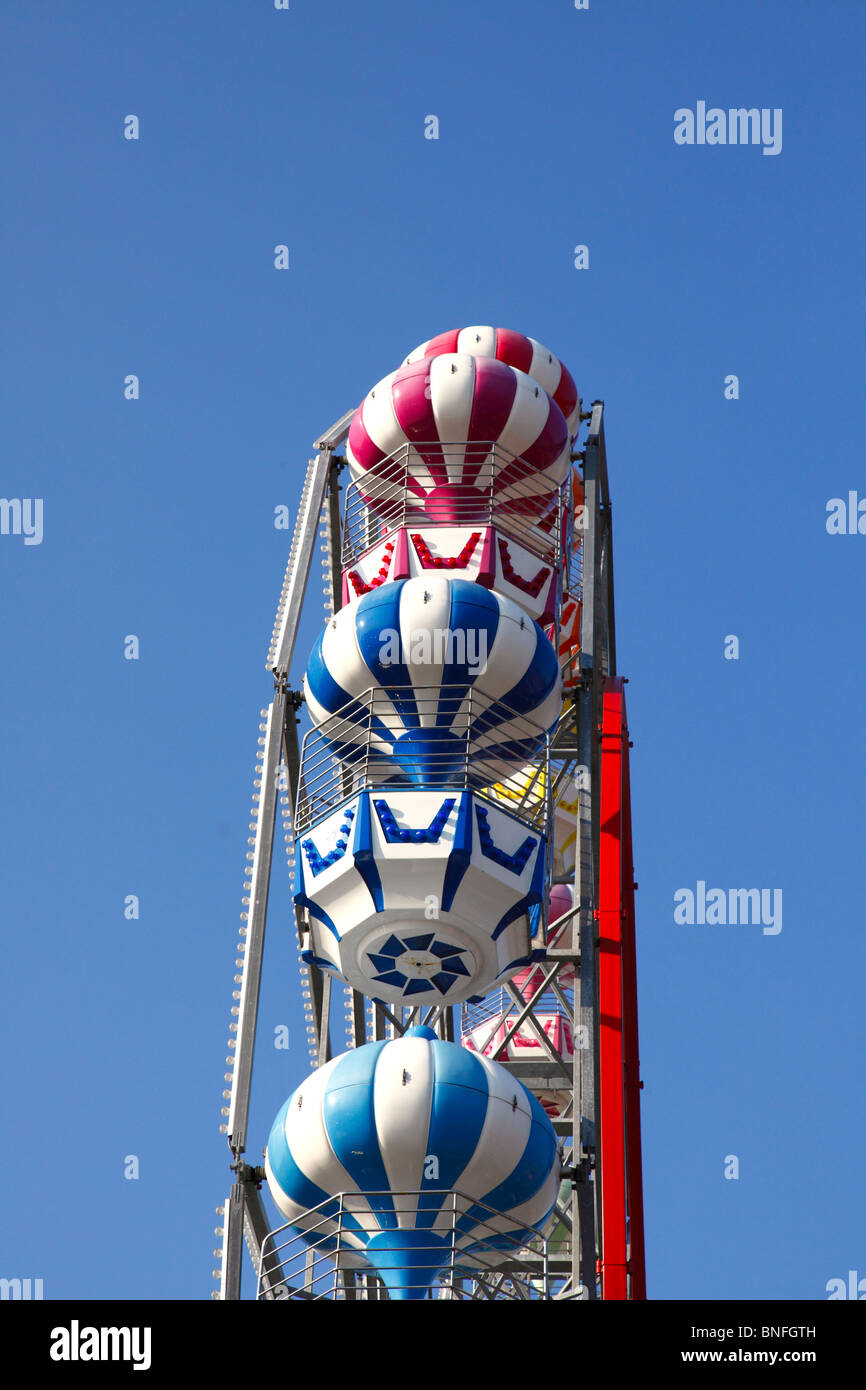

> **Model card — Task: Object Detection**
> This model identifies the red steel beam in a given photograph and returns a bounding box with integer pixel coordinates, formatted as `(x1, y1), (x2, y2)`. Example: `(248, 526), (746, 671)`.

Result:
(598, 679), (628, 1299)
(597, 677), (646, 1299)
(620, 704), (647, 1300)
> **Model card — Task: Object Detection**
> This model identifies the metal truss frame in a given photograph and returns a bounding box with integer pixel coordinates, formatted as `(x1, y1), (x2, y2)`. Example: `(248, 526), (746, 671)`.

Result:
(215, 399), (645, 1302)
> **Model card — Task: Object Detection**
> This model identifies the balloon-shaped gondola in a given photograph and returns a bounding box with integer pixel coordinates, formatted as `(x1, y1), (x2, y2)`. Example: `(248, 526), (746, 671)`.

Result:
(296, 577), (560, 1005)
(265, 1027), (560, 1300)
(303, 573), (562, 783)
(347, 354), (570, 527)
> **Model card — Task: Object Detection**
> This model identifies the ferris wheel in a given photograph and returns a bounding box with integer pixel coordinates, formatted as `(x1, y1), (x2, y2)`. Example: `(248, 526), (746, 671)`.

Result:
(212, 328), (646, 1301)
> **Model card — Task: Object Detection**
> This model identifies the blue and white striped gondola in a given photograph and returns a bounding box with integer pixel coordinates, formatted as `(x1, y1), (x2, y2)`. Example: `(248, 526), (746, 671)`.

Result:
(297, 575), (557, 1006)
(304, 573), (561, 783)
(265, 1026), (560, 1300)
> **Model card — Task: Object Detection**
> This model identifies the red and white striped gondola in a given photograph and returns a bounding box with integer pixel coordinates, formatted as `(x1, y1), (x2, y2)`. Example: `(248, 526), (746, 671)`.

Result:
(347, 354), (571, 528)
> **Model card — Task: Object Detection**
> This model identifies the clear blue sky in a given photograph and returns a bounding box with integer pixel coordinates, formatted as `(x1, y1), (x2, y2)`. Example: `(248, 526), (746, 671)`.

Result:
(2, 0), (864, 1300)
